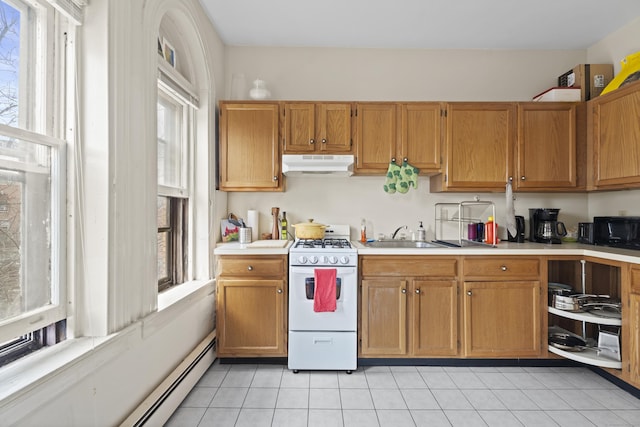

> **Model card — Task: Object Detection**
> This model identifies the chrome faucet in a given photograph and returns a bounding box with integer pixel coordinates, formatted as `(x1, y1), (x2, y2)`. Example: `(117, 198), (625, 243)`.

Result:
(391, 225), (408, 239)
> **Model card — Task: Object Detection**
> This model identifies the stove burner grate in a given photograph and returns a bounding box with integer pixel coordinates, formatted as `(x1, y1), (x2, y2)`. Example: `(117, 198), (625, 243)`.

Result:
(295, 238), (352, 249)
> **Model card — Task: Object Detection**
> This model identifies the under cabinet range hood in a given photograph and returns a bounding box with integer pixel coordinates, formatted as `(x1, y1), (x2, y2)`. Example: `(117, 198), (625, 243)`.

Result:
(282, 154), (354, 176)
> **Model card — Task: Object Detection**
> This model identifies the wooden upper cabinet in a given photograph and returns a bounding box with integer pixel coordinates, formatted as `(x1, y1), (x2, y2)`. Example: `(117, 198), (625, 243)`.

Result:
(355, 102), (442, 174)
(400, 103), (442, 173)
(431, 102), (516, 192)
(218, 102), (282, 191)
(591, 80), (640, 189)
(355, 102), (398, 173)
(283, 102), (352, 153)
(516, 102), (584, 191)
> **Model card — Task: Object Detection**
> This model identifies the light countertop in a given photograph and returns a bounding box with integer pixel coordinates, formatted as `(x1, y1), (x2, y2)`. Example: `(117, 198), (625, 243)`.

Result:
(352, 240), (640, 264)
(214, 239), (293, 255)
(214, 239), (640, 264)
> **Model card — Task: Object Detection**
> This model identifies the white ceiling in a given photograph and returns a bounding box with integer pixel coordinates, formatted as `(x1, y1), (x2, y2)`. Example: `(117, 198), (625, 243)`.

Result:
(199, 0), (640, 50)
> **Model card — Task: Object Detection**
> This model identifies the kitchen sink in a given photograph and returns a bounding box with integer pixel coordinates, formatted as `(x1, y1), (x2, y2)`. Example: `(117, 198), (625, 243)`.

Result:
(365, 240), (446, 249)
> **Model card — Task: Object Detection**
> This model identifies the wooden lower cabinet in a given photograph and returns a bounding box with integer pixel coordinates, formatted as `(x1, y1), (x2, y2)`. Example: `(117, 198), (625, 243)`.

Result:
(360, 279), (407, 355)
(462, 280), (541, 357)
(216, 256), (287, 357)
(461, 257), (542, 358)
(412, 279), (458, 356)
(629, 266), (640, 388)
(628, 293), (640, 387)
(359, 256), (458, 357)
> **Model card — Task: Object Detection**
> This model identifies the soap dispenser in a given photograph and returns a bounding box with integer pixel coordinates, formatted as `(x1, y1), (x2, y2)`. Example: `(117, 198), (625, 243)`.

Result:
(417, 221), (426, 241)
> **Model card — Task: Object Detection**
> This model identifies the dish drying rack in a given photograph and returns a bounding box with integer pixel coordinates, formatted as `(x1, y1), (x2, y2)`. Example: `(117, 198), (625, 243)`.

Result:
(434, 201), (496, 247)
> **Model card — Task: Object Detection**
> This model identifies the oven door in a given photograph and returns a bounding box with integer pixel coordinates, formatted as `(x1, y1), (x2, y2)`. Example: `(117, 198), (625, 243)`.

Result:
(288, 265), (357, 332)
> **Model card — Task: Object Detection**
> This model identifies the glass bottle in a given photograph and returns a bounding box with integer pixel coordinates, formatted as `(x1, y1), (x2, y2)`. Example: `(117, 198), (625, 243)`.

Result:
(281, 211), (288, 240)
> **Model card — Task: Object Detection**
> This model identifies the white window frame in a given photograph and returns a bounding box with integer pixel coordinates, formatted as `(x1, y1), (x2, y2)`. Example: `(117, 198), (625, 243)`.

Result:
(0, 0), (69, 345)
(157, 63), (197, 291)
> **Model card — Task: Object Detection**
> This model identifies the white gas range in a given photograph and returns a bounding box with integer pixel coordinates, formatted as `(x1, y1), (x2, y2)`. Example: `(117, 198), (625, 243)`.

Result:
(288, 225), (358, 373)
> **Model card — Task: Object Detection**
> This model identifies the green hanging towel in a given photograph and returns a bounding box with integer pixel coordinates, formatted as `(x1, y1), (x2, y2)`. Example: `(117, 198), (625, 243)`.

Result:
(383, 160), (401, 193)
(401, 160), (419, 190)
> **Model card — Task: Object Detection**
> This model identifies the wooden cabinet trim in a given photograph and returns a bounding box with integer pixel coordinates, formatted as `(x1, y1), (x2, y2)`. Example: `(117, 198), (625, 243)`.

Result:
(462, 257), (540, 279)
(360, 256), (458, 278)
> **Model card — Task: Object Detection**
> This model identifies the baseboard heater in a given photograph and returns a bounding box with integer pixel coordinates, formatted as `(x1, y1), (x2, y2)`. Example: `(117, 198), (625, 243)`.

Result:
(119, 330), (216, 427)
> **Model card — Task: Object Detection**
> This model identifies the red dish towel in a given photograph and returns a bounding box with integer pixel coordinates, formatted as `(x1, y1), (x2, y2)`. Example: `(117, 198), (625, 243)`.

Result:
(313, 268), (337, 312)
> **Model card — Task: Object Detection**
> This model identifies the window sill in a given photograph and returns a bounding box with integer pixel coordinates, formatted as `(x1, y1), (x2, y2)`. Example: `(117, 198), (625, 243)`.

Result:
(158, 279), (215, 311)
(0, 279), (215, 421)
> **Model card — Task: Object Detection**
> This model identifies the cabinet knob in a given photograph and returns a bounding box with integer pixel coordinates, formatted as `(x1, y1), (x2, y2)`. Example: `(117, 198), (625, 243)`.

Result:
(415, 289), (421, 294)
(467, 291), (472, 296)
(401, 288), (407, 294)
(322, 138), (327, 144)
(273, 176), (278, 182)
(521, 176), (526, 181)
(247, 265), (253, 271)
(277, 289), (283, 294)
(501, 265), (508, 271)
(310, 139), (315, 144)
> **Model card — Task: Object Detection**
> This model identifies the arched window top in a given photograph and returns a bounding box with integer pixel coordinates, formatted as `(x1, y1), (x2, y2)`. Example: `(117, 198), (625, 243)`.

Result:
(158, 11), (197, 87)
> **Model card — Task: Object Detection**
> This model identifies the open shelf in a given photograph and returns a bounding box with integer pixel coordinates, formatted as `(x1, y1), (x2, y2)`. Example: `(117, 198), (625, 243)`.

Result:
(548, 306), (621, 326)
(548, 326), (621, 369)
(548, 345), (622, 369)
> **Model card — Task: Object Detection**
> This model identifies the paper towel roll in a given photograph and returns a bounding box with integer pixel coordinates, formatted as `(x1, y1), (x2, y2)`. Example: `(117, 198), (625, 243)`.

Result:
(247, 210), (259, 241)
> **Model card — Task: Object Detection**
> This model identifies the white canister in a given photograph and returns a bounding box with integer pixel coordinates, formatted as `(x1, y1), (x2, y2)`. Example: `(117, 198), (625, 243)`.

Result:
(239, 227), (252, 244)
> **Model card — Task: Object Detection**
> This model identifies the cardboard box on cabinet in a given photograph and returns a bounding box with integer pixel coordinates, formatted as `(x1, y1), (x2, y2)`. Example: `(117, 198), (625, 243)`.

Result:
(558, 64), (614, 101)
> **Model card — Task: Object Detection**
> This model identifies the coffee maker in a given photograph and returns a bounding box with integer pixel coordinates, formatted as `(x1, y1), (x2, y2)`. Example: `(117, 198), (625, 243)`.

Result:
(529, 208), (567, 244)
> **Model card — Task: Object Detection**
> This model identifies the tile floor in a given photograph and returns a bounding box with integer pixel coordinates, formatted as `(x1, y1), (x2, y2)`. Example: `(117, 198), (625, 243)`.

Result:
(165, 361), (640, 427)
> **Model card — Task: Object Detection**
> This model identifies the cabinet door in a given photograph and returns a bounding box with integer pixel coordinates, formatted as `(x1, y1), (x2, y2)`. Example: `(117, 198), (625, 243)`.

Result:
(516, 103), (579, 190)
(630, 293), (640, 387)
(592, 81), (640, 189)
(318, 103), (352, 152)
(463, 280), (541, 357)
(219, 103), (281, 191)
(411, 279), (458, 356)
(216, 279), (286, 356)
(434, 102), (515, 191)
(283, 103), (316, 153)
(355, 103), (398, 173)
(400, 103), (442, 172)
(360, 279), (407, 355)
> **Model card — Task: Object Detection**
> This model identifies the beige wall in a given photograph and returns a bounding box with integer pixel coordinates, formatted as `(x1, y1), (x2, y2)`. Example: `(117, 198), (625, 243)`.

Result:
(225, 48), (585, 102)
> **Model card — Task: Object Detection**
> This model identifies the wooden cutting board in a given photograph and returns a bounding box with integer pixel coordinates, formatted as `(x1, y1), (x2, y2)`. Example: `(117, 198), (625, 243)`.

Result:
(246, 240), (289, 248)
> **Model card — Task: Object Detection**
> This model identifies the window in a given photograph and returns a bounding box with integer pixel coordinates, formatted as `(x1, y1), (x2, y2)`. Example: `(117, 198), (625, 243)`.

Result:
(0, 0), (70, 360)
(157, 81), (192, 291)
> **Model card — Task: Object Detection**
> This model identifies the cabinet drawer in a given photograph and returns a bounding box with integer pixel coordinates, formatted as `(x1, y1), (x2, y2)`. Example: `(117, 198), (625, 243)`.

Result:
(217, 256), (286, 277)
(463, 257), (540, 279)
(361, 256), (457, 277)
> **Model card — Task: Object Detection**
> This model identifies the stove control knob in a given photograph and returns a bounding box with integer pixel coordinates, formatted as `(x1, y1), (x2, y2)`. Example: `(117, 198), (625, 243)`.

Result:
(309, 256), (319, 264)
(298, 256), (307, 264)
(321, 256), (329, 264)
(340, 256), (350, 265)
(328, 256), (338, 264)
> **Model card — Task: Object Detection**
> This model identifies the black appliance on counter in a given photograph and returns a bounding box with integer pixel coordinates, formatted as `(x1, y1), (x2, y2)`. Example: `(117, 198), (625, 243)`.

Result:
(529, 208), (567, 244)
(507, 215), (525, 243)
(593, 216), (640, 250)
(578, 222), (594, 244)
